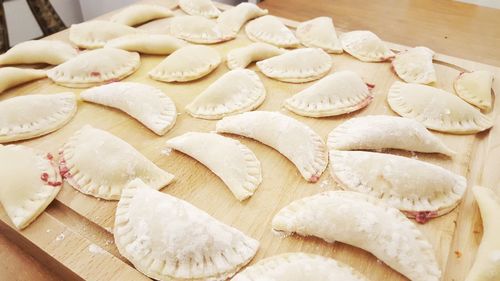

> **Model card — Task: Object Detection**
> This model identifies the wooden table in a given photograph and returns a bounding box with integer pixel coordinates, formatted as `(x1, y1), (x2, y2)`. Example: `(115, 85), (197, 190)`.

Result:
(1, 1), (499, 281)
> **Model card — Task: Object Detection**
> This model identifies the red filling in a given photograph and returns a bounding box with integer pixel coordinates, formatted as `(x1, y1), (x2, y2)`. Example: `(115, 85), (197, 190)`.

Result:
(309, 175), (320, 183)
(366, 83), (375, 89)
(414, 211), (438, 224)
(59, 157), (71, 179)
(90, 71), (101, 77)
(105, 78), (120, 84)
(46, 153), (54, 160)
(40, 172), (49, 181)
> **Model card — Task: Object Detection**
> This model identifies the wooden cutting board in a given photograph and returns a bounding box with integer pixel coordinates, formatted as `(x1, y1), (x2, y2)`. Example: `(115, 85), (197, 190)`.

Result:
(1, 1), (499, 280)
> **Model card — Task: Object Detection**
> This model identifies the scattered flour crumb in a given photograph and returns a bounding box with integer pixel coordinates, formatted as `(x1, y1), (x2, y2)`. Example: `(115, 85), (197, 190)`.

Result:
(161, 148), (172, 156)
(105, 240), (114, 246)
(46, 229), (51, 233)
(376, 259), (382, 264)
(56, 233), (65, 241)
(271, 229), (291, 238)
(88, 244), (107, 255)
(177, 112), (181, 115)
(410, 151), (419, 159)
(319, 179), (330, 189)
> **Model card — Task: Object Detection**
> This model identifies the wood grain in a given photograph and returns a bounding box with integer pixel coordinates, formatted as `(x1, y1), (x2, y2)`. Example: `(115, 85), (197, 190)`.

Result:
(0, 1), (499, 281)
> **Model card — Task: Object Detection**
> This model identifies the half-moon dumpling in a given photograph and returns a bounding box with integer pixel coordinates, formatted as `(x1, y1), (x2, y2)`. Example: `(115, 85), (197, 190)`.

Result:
(329, 150), (466, 223)
(168, 15), (235, 44)
(454, 70), (494, 111)
(59, 125), (174, 200)
(186, 69), (266, 119)
(80, 82), (177, 135)
(69, 20), (139, 49)
(217, 3), (268, 33)
(0, 67), (46, 94)
(466, 186), (500, 281)
(284, 70), (372, 117)
(226, 42), (285, 70)
(392, 46), (436, 84)
(0, 40), (77, 66)
(296, 17), (343, 54)
(114, 178), (259, 280)
(340, 30), (394, 62)
(105, 34), (187, 55)
(110, 4), (173, 26)
(149, 45), (221, 82)
(0, 93), (77, 143)
(166, 132), (262, 201)
(179, 0), (220, 18)
(232, 253), (370, 281)
(328, 115), (455, 156)
(47, 48), (140, 88)
(216, 111), (328, 182)
(272, 191), (442, 281)
(387, 81), (493, 134)
(245, 15), (299, 48)
(0, 145), (61, 229)
(256, 48), (332, 83)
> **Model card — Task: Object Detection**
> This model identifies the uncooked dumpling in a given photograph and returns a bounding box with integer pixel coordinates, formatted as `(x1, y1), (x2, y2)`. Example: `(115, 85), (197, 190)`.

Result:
(387, 81), (493, 134)
(110, 4), (173, 26)
(0, 67), (46, 94)
(328, 115), (455, 156)
(166, 132), (262, 201)
(168, 15), (235, 44)
(179, 0), (221, 18)
(256, 48), (332, 83)
(392, 46), (436, 84)
(47, 48), (141, 88)
(232, 253), (369, 281)
(186, 69), (266, 119)
(296, 17), (343, 54)
(284, 70), (372, 117)
(217, 3), (268, 33)
(80, 82), (177, 135)
(0, 93), (77, 143)
(149, 45), (221, 82)
(0, 40), (77, 66)
(272, 191), (441, 281)
(69, 20), (139, 49)
(114, 178), (259, 281)
(226, 42), (285, 70)
(465, 186), (500, 281)
(340, 30), (394, 62)
(329, 150), (466, 223)
(0, 145), (61, 229)
(105, 34), (187, 55)
(59, 125), (174, 200)
(454, 70), (494, 111)
(245, 15), (299, 48)
(216, 111), (328, 182)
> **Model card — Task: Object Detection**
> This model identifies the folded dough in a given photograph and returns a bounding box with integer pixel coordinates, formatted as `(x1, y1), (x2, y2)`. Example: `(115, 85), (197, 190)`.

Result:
(256, 48), (332, 83)
(284, 70), (372, 117)
(186, 69), (266, 119)
(454, 70), (494, 111)
(47, 48), (141, 88)
(0, 40), (77, 66)
(232, 253), (369, 281)
(466, 186), (500, 281)
(296, 17), (343, 54)
(388, 81), (493, 134)
(69, 20), (139, 49)
(168, 15), (235, 44)
(149, 45), (221, 82)
(272, 191), (441, 281)
(0, 145), (61, 229)
(59, 125), (174, 200)
(328, 115), (455, 155)
(166, 132), (262, 201)
(226, 42), (285, 70)
(245, 15), (299, 48)
(0, 67), (46, 94)
(0, 93), (77, 143)
(216, 111), (328, 182)
(217, 3), (268, 33)
(392, 46), (436, 84)
(110, 4), (173, 26)
(114, 178), (259, 280)
(179, 0), (221, 18)
(340, 30), (394, 62)
(80, 82), (177, 135)
(329, 150), (466, 223)
(105, 34), (187, 55)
